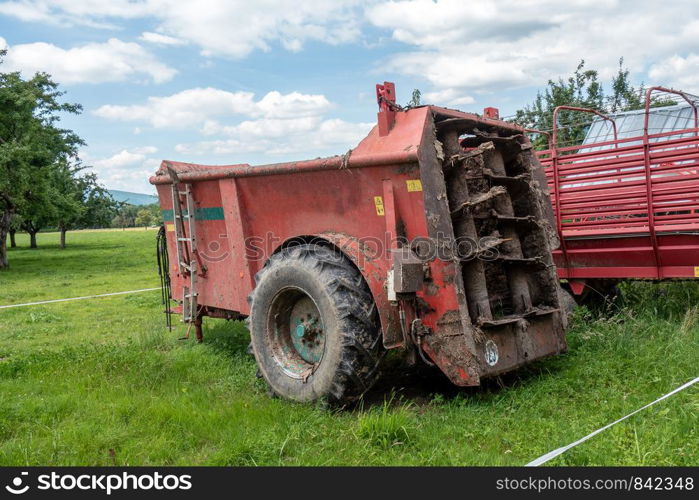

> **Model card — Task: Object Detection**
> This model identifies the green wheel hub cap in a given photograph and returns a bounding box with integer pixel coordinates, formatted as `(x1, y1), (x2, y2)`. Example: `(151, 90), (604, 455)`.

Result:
(290, 297), (325, 364)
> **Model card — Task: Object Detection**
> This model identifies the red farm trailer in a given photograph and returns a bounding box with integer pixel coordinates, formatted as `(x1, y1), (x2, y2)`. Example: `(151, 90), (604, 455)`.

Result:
(534, 87), (699, 301)
(151, 82), (567, 404)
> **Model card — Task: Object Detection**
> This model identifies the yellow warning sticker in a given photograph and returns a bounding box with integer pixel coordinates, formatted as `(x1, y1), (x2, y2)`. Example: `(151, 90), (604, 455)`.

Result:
(166, 223), (175, 232)
(374, 196), (385, 216)
(406, 179), (423, 192)
(694, 266), (699, 277)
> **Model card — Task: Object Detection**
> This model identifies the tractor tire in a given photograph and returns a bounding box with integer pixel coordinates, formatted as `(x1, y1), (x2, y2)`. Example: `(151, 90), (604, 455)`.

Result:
(249, 244), (383, 405)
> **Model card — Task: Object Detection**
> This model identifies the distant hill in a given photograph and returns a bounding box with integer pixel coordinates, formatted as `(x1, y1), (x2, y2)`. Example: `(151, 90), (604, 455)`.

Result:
(109, 190), (159, 206)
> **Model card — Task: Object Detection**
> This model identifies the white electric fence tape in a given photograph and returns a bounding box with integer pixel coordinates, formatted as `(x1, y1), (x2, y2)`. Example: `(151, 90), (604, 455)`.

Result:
(2, 286), (696, 468)
(526, 376), (699, 466)
(0, 288), (160, 310)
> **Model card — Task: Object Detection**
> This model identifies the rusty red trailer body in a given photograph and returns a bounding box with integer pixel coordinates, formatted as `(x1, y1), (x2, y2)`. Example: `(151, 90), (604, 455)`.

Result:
(151, 83), (567, 401)
(535, 87), (699, 295)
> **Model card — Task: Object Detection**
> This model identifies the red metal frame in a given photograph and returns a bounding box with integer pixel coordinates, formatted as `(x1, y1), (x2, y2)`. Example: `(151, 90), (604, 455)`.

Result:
(537, 89), (699, 283)
(552, 105), (619, 147)
(376, 81), (397, 136)
(150, 86), (567, 388)
(551, 106), (618, 274)
(525, 128), (552, 150)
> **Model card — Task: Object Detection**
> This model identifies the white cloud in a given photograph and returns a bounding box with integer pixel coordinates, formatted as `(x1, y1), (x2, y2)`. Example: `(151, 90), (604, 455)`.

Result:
(141, 158), (162, 170)
(649, 55), (699, 92)
(132, 146), (158, 155)
(0, 37), (176, 84)
(95, 86), (369, 162)
(85, 148), (161, 192)
(254, 91), (332, 118)
(0, 0), (365, 58)
(0, 1), (53, 22)
(0, 0), (152, 23)
(93, 88), (331, 128)
(142, 1), (364, 58)
(422, 89), (475, 107)
(366, 0), (699, 97)
(94, 88), (256, 127)
(100, 167), (159, 192)
(92, 149), (152, 169)
(5, 0), (699, 101)
(139, 31), (187, 46)
(175, 118), (373, 156)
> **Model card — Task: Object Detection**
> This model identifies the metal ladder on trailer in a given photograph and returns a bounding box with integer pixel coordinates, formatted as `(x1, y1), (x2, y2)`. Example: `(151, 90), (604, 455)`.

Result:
(167, 166), (202, 339)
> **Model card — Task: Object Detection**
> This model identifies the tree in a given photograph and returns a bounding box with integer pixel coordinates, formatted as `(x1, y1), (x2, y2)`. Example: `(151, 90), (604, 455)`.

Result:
(146, 203), (163, 226)
(0, 50), (82, 267)
(52, 164), (117, 248)
(111, 212), (129, 230)
(8, 214), (20, 248)
(22, 216), (50, 249)
(608, 57), (643, 113)
(111, 203), (140, 229)
(15, 137), (83, 250)
(135, 208), (154, 228)
(77, 177), (117, 229)
(513, 58), (677, 150)
(408, 89), (422, 107)
(513, 60), (603, 149)
(48, 161), (83, 249)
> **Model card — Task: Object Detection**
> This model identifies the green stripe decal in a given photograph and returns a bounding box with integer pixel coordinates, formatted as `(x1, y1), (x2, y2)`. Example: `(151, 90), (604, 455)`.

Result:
(162, 207), (225, 221)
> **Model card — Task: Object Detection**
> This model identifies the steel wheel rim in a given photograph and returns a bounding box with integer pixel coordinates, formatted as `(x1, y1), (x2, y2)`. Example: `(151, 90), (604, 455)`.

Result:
(267, 287), (326, 378)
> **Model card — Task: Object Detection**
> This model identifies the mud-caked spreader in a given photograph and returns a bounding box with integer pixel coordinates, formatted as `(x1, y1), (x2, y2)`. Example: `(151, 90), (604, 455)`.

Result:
(151, 82), (567, 404)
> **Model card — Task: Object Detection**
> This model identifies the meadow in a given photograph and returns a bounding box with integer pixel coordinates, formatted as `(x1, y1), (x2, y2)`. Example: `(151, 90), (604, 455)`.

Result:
(0, 229), (696, 465)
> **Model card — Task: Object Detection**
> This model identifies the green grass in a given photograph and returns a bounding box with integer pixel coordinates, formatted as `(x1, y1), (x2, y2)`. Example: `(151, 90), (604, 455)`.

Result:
(0, 229), (697, 466)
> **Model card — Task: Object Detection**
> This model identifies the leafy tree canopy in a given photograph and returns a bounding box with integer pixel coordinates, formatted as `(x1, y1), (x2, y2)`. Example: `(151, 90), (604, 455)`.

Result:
(0, 49), (117, 264)
(512, 58), (675, 150)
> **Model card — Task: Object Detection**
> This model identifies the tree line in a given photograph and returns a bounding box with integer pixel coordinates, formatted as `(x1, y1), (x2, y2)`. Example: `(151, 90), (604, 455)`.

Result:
(111, 203), (163, 230)
(0, 50), (161, 270)
(512, 58), (676, 149)
(4, 201), (165, 251)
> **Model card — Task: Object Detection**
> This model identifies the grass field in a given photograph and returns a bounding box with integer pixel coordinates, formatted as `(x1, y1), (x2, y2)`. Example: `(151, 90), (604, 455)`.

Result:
(0, 229), (697, 466)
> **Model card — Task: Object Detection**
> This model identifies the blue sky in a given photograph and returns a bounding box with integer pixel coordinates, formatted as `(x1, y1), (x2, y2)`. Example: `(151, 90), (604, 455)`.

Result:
(1, 0), (697, 194)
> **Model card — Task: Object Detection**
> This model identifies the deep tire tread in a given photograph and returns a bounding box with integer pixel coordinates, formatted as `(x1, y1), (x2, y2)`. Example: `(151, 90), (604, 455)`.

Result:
(249, 244), (384, 406)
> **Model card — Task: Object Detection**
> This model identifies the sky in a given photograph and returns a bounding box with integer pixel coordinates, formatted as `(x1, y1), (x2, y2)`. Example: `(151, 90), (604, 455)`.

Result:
(1, 0), (698, 194)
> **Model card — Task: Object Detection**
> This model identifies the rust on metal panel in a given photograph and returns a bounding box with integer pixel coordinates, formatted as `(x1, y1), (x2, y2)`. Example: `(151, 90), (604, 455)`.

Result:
(151, 150), (420, 185)
(422, 326), (481, 386)
(318, 231), (403, 349)
(393, 251), (424, 294)
(428, 107), (566, 382)
(150, 82), (569, 390)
